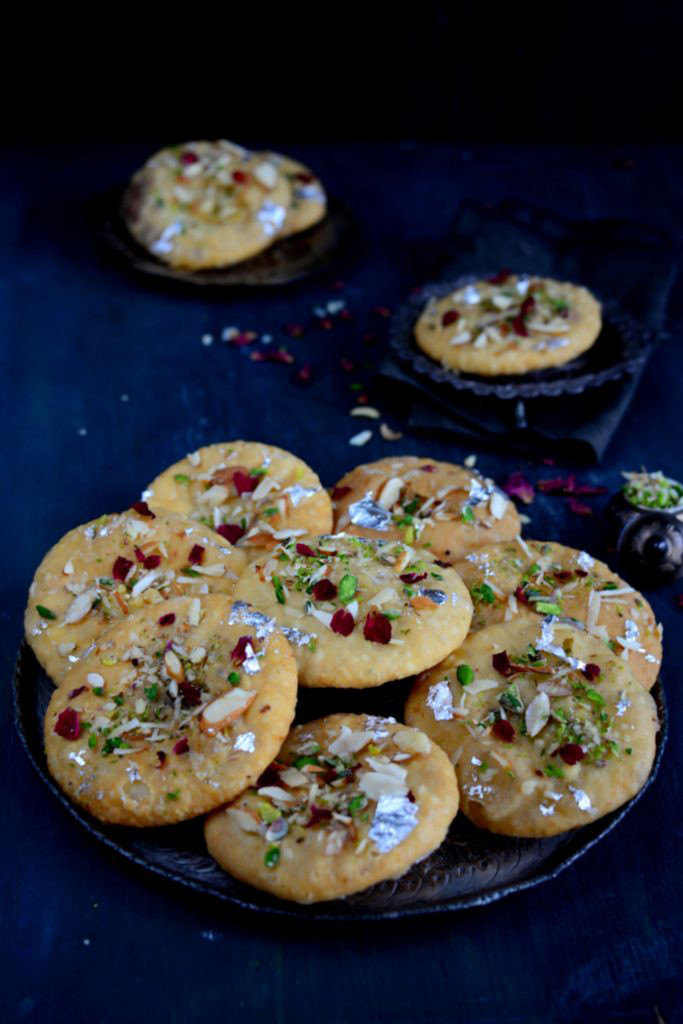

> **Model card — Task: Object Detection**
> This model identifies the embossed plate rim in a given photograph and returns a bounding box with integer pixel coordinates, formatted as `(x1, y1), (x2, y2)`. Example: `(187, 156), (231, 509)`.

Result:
(13, 640), (666, 921)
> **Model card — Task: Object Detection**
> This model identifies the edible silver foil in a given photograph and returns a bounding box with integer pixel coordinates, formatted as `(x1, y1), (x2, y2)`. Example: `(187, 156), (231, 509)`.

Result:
(257, 201), (287, 236)
(242, 643), (261, 675)
(537, 615), (587, 671)
(577, 551), (595, 571)
(284, 484), (318, 507)
(426, 681), (455, 721)
(419, 588), (447, 605)
(281, 625), (316, 647)
(348, 493), (392, 531)
(234, 732), (256, 753)
(569, 786), (592, 812)
(368, 794), (419, 853)
(228, 601), (276, 639)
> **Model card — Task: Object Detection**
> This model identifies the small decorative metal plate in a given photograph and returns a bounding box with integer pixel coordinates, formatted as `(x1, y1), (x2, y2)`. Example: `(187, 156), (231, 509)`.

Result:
(14, 642), (666, 921)
(390, 278), (655, 400)
(90, 187), (358, 288)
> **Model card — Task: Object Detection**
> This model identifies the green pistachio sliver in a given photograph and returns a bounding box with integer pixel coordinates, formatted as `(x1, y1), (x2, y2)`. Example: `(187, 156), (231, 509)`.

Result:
(36, 605), (56, 620)
(174, 473), (191, 484)
(272, 575), (286, 605)
(338, 574), (358, 604)
(461, 506), (474, 524)
(457, 664), (474, 686)
(264, 847), (280, 869)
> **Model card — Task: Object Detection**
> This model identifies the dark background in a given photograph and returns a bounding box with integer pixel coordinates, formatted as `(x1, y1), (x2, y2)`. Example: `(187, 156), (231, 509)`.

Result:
(7, 2), (682, 144)
(3, 6), (683, 1024)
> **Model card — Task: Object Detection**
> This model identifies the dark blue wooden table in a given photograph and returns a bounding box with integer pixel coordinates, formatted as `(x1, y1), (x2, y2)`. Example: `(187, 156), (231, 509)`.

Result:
(2, 143), (682, 1024)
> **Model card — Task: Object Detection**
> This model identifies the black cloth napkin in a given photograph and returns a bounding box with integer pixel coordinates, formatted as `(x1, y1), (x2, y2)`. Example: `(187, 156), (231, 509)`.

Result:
(379, 199), (677, 463)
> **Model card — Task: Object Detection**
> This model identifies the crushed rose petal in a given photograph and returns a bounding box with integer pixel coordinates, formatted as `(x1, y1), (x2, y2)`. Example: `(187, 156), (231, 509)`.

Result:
(487, 268), (511, 284)
(492, 718), (515, 742)
(68, 686), (87, 699)
(363, 610), (391, 644)
(131, 501), (155, 518)
(251, 349), (294, 364)
(312, 579), (338, 601)
(256, 762), (285, 787)
(441, 310), (460, 326)
(295, 364), (313, 385)
(332, 485), (352, 501)
(188, 544), (205, 565)
(143, 554), (161, 570)
(568, 498), (593, 517)
(555, 743), (585, 765)
(54, 707), (81, 740)
(330, 609), (354, 636)
(217, 523), (245, 544)
(134, 546), (146, 564)
(503, 471), (535, 505)
(113, 556), (134, 581)
(233, 471), (259, 495)
(158, 613), (176, 626)
(306, 804), (333, 827)
(178, 681), (202, 708)
(231, 635), (254, 665)
(400, 572), (428, 584)
(296, 542), (316, 557)
(173, 737), (190, 755)
(582, 663), (601, 681)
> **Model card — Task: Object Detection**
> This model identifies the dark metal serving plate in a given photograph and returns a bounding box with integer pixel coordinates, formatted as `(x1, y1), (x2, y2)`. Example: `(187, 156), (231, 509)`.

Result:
(14, 641), (666, 921)
(91, 187), (358, 288)
(390, 277), (655, 400)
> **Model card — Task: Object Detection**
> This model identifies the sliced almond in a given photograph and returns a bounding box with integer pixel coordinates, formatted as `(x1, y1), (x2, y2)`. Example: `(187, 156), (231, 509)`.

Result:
(394, 729), (430, 755)
(200, 688), (255, 733)
(164, 650), (185, 682)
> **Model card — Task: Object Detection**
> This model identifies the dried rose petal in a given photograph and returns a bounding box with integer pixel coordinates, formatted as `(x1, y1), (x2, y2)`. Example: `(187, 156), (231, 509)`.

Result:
(231, 635), (254, 665)
(511, 313), (528, 337)
(538, 475), (576, 495)
(575, 569), (589, 578)
(143, 554), (161, 570)
(305, 804), (333, 828)
(296, 172), (315, 184)
(503, 471), (535, 505)
(421, 464), (436, 472)
(112, 556), (134, 581)
(230, 332), (255, 348)
(555, 743), (585, 765)
(487, 268), (511, 284)
(514, 586), (530, 605)
(173, 737), (190, 755)
(54, 707), (80, 740)
(296, 543), (316, 557)
(332, 485), (352, 501)
(441, 310), (460, 326)
(232, 170), (248, 183)
(340, 357), (355, 372)
(312, 579), (338, 602)
(68, 686), (87, 699)
(573, 484), (608, 496)
(363, 610), (391, 644)
(582, 663), (601, 681)
(330, 609), (354, 636)
(284, 324), (305, 338)
(158, 613), (176, 626)
(492, 719), (515, 742)
(400, 572), (428, 584)
(178, 681), (202, 708)
(521, 296), (536, 317)
(295, 363), (313, 385)
(568, 498), (593, 517)
(233, 470), (259, 495)
(434, 559), (452, 568)
(216, 523), (245, 545)
(251, 348), (294, 364)
(552, 570), (573, 582)
(131, 501), (155, 518)
(134, 546), (146, 564)
(181, 151), (198, 165)
(157, 751), (167, 767)
(188, 544), (205, 565)
(492, 651), (514, 677)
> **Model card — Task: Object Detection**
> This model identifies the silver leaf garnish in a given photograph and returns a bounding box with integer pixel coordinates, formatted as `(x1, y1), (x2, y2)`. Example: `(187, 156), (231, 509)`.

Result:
(294, 184), (325, 202)
(426, 681), (454, 721)
(284, 484), (318, 506)
(228, 601), (276, 639)
(348, 492), (392, 531)
(462, 285), (481, 304)
(281, 625), (316, 647)
(242, 643), (261, 675)
(577, 551), (595, 571)
(234, 732), (256, 753)
(615, 692), (632, 717)
(537, 615), (586, 671)
(257, 201), (287, 236)
(419, 588), (447, 605)
(151, 221), (183, 254)
(467, 477), (493, 507)
(569, 786), (592, 812)
(368, 794), (419, 853)
(625, 619), (640, 642)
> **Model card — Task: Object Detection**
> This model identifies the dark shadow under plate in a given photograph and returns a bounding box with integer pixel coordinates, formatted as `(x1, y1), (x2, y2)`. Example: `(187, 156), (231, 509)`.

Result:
(90, 188), (359, 289)
(390, 278), (655, 400)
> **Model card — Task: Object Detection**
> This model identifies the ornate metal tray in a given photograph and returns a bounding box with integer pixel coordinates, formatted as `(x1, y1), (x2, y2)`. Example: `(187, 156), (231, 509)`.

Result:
(390, 277), (655, 400)
(13, 642), (666, 920)
(90, 187), (358, 288)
